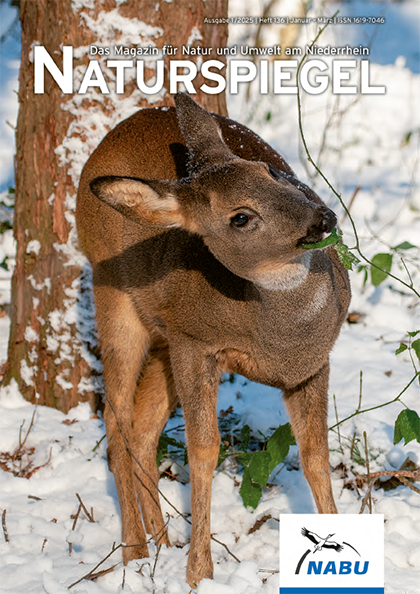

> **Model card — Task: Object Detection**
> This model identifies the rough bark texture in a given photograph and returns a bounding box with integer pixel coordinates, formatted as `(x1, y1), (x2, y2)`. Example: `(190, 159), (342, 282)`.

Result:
(5, 0), (228, 413)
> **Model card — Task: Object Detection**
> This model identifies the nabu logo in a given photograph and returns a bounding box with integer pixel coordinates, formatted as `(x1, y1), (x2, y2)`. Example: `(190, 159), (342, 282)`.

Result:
(307, 560), (369, 575)
(296, 526), (368, 576)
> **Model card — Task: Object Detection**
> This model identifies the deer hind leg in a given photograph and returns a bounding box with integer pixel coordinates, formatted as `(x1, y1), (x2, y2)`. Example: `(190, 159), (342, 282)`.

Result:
(169, 340), (221, 587)
(131, 339), (178, 548)
(283, 361), (337, 514)
(94, 283), (150, 564)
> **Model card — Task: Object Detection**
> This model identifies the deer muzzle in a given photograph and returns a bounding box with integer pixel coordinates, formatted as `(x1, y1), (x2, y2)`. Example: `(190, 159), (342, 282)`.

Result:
(299, 208), (337, 246)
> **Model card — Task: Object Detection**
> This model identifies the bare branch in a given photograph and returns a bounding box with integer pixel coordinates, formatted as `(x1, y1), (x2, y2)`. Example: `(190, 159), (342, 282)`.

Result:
(2, 509), (10, 543)
(76, 493), (95, 522)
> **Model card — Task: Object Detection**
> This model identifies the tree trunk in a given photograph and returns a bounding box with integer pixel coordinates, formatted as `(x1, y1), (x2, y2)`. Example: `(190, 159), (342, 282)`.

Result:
(4, 0), (228, 413)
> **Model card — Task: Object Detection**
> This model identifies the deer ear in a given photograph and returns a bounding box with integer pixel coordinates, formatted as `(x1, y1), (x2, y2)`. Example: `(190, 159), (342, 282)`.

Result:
(90, 176), (188, 229)
(174, 92), (235, 174)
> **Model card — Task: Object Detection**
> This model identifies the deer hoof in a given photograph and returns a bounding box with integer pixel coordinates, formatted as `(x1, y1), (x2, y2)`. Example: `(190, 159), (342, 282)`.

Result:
(187, 557), (214, 588)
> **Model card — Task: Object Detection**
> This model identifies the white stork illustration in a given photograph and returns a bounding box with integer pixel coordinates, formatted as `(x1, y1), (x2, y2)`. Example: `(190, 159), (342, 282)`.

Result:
(301, 527), (344, 553)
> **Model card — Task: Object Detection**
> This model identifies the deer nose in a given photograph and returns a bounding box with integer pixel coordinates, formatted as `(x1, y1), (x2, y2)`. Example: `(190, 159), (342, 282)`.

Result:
(319, 210), (337, 234)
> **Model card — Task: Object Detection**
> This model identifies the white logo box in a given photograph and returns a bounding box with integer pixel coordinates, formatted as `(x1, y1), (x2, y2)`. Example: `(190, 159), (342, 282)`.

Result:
(279, 514), (384, 594)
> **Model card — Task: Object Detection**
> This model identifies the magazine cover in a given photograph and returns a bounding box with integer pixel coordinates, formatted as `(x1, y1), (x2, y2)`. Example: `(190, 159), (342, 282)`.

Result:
(0, 0), (419, 592)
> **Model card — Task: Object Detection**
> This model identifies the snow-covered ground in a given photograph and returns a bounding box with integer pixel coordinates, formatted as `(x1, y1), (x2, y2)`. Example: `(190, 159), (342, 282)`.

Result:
(1, 1), (420, 593)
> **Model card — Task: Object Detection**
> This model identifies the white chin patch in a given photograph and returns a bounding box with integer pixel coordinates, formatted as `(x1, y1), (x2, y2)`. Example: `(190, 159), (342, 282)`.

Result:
(254, 252), (313, 291)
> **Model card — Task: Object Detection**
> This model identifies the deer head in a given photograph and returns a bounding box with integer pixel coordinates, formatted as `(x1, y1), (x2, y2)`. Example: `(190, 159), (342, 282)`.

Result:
(90, 93), (336, 290)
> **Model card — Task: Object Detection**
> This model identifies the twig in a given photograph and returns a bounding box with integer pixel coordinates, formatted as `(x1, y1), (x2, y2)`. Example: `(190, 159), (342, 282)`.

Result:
(85, 564), (118, 581)
(41, 538), (47, 553)
(248, 514), (272, 535)
(150, 518), (162, 581)
(69, 539), (152, 589)
(165, 424), (185, 433)
(0, 12), (19, 45)
(369, 469), (420, 481)
(359, 468), (420, 513)
(340, 186), (361, 225)
(350, 371), (363, 460)
(18, 407), (36, 451)
(329, 372), (419, 431)
(69, 503), (82, 555)
(333, 394), (343, 454)
(399, 476), (420, 496)
(2, 509), (9, 543)
(151, 544), (161, 582)
(211, 535), (241, 563)
(68, 543), (123, 589)
(363, 432), (372, 513)
(92, 434), (106, 453)
(71, 504), (82, 530)
(400, 257), (415, 289)
(76, 493), (95, 522)
(359, 483), (375, 514)
(25, 446), (52, 479)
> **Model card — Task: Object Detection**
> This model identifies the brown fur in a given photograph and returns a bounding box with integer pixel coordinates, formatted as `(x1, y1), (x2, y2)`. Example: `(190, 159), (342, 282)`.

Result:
(76, 94), (351, 586)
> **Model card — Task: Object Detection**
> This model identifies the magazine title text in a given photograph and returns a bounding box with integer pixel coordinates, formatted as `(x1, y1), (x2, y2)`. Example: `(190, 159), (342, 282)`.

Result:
(33, 46), (386, 96)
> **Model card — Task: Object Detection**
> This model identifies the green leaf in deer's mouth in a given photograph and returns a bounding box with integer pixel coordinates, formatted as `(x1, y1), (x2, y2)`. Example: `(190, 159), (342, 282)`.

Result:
(300, 227), (341, 250)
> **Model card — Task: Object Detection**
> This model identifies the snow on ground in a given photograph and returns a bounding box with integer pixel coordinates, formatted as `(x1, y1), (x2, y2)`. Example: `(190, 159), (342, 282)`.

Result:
(1, 1), (420, 593)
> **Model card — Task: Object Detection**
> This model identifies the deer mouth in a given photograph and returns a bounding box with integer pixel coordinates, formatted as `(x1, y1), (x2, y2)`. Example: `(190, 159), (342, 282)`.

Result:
(298, 209), (337, 247)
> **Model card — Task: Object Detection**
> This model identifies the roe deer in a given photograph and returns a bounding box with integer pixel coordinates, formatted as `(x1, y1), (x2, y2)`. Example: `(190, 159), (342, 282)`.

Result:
(76, 93), (350, 586)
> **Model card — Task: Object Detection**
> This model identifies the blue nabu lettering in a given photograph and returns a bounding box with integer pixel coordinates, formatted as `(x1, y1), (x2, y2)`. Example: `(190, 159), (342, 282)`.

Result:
(355, 561), (369, 575)
(323, 561), (337, 575)
(339, 561), (352, 574)
(308, 561), (322, 575)
(307, 561), (369, 575)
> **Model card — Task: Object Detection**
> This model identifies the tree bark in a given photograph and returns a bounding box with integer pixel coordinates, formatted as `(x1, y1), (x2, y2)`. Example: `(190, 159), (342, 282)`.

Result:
(5, 0), (228, 413)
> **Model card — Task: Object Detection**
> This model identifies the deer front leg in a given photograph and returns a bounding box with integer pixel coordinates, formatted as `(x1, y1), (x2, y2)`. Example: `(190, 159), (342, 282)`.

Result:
(283, 361), (337, 514)
(169, 341), (220, 587)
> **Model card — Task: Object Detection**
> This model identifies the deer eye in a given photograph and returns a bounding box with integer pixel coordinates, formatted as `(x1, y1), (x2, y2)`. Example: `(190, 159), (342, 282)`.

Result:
(230, 213), (249, 227)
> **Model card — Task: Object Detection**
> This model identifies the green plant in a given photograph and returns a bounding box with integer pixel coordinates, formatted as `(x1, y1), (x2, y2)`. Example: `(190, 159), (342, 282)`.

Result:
(393, 331), (420, 446)
(156, 432), (186, 467)
(238, 423), (296, 509)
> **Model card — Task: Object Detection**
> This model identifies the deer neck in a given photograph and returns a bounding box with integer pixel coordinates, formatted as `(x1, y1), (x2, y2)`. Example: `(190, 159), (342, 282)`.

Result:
(253, 251), (313, 293)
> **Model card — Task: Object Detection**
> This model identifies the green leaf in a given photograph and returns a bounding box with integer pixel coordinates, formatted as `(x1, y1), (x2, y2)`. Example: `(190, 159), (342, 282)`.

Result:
(357, 264), (369, 285)
(402, 130), (413, 145)
(218, 442), (230, 466)
(412, 339), (420, 362)
(408, 331), (420, 338)
(240, 424), (250, 450)
(266, 423), (295, 471)
(156, 433), (185, 466)
(248, 451), (272, 486)
(237, 451), (253, 466)
(239, 466), (262, 509)
(393, 241), (417, 251)
(370, 253), (393, 286)
(395, 343), (408, 355)
(394, 409), (420, 445)
(0, 221), (12, 235)
(335, 243), (360, 270)
(300, 227), (341, 250)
